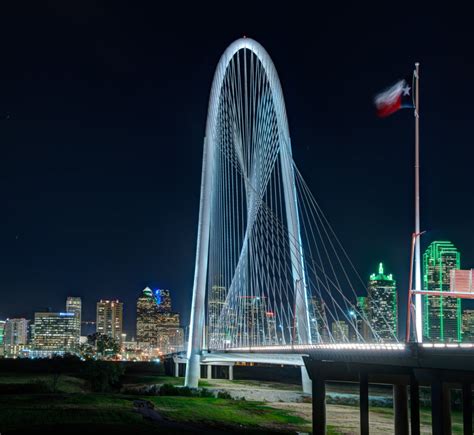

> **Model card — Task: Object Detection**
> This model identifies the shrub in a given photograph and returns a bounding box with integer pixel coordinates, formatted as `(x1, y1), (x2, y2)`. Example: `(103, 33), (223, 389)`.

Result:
(159, 384), (195, 397)
(217, 390), (233, 400)
(159, 383), (180, 396)
(199, 388), (214, 398)
(81, 360), (124, 392)
(158, 383), (214, 397)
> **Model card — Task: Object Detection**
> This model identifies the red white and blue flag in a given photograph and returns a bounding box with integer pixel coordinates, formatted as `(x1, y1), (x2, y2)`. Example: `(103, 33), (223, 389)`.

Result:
(374, 77), (414, 117)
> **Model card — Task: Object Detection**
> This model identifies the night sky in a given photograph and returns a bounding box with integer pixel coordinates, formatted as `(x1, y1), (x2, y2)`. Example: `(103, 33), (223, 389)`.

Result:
(1, 4), (473, 337)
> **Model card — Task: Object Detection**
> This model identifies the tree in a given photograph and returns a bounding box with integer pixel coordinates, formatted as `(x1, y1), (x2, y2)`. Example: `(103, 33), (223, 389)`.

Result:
(81, 360), (124, 392)
(87, 333), (120, 358)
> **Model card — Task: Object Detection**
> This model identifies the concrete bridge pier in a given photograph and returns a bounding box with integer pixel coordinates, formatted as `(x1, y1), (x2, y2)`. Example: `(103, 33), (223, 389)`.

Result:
(201, 363), (235, 381)
(312, 374), (326, 435)
(409, 376), (420, 435)
(431, 379), (452, 435)
(359, 371), (369, 435)
(393, 384), (408, 435)
(462, 383), (472, 435)
(301, 365), (312, 394)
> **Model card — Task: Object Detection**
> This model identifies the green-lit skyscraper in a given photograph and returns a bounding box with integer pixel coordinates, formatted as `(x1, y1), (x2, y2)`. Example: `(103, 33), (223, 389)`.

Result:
(423, 241), (461, 342)
(367, 263), (397, 341)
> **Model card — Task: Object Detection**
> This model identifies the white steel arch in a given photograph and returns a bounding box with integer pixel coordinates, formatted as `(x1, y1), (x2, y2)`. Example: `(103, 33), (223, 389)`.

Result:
(185, 38), (311, 387)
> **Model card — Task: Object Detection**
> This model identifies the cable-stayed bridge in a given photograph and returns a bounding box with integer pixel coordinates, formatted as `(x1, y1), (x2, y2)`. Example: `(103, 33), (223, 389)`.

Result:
(181, 38), (474, 434)
(185, 36), (394, 379)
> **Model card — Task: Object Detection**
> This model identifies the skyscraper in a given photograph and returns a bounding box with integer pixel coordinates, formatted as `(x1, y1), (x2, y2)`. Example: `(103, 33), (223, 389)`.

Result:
(462, 309), (474, 342)
(423, 241), (461, 342)
(4, 318), (29, 357)
(136, 287), (157, 345)
(0, 320), (5, 345)
(154, 288), (172, 312)
(0, 320), (5, 357)
(236, 296), (267, 347)
(66, 297), (81, 345)
(331, 320), (349, 342)
(265, 311), (278, 345)
(367, 263), (397, 341)
(308, 296), (329, 343)
(34, 312), (76, 352)
(355, 296), (370, 341)
(208, 285), (227, 348)
(136, 287), (183, 353)
(96, 300), (123, 341)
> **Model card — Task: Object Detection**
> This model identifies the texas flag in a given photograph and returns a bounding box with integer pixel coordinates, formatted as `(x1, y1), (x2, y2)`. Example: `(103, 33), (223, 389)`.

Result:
(374, 78), (414, 117)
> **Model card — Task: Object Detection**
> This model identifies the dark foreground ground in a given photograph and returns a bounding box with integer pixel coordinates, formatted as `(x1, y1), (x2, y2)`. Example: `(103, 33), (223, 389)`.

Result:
(0, 360), (310, 434)
(0, 359), (466, 434)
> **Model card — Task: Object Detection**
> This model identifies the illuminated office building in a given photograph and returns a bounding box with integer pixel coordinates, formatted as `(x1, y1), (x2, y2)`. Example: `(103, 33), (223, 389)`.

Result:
(33, 312), (76, 351)
(0, 320), (5, 345)
(236, 295), (267, 346)
(462, 309), (474, 342)
(265, 310), (278, 345)
(154, 288), (172, 312)
(331, 320), (349, 342)
(136, 287), (183, 353)
(66, 296), (82, 346)
(4, 318), (29, 348)
(309, 296), (329, 343)
(423, 241), (461, 342)
(208, 285), (227, 348)
(136, 287), (157, 345)
(96, 300), (123, 341)
(355, 296), (370, 341)
(4, 318), (29, 356)
(367, 263), (398, 341)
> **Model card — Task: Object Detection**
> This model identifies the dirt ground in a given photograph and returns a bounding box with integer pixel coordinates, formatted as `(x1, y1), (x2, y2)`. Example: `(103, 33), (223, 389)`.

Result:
(270, 403), (433, 434)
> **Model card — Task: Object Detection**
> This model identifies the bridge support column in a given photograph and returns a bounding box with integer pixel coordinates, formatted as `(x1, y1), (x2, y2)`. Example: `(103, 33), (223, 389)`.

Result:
(431, 379), (452, 435)
(462, 383), (472, 435)
(359, 372), (369, 435)
(393, 384), (408, 435)
(312, 376), (326, 435)
(185, 354), (201, 388)
(443, 384), (452, 435)
(174, 361), (179, 378)
(229, 365), (234, 381)
(410, 376), (420, 435)
(207, 365), (212, 380)
(301, 365), (312, 394)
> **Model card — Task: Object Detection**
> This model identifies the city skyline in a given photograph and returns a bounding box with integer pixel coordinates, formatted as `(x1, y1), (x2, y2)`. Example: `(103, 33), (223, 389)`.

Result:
(1, 5), (474, 337)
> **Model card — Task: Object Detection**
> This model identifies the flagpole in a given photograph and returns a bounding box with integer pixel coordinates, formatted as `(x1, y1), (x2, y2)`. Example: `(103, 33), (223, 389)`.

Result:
(414, 62), (423, 343)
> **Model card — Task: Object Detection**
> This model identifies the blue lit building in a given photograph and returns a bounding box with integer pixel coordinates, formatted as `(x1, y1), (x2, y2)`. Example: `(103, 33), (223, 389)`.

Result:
(136, 287), (183, 353)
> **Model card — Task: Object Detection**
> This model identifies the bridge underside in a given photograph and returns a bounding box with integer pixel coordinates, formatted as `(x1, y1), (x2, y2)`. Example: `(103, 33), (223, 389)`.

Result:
(302, 344), (474, 435)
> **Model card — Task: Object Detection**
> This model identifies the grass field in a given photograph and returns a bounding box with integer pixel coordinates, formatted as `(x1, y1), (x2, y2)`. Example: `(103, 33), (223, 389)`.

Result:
(0, 372), (88, 393)
(149, 396), (309, 429)
(0, 393), (311, 434)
